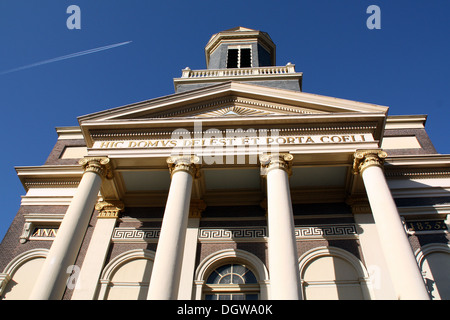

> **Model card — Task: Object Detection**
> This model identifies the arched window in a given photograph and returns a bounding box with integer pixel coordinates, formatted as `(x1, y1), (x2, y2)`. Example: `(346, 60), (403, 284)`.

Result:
(0, 249), (48, 300)
(194, 249), (269, 300)
(98, 249), (155, 300)
(416, 244), (450, 300)
(204, 263), (259, 300)
(299, 247), (371, 300)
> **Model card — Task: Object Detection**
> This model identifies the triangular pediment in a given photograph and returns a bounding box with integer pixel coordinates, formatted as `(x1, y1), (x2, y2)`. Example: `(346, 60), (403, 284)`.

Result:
(130, 95), (324, 119)
(193, 105), (279, 117)
(78, 82), (388, 123)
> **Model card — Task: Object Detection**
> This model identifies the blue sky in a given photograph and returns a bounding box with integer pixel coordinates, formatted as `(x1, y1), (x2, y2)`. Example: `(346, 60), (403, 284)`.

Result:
(0, 0), (449, 240)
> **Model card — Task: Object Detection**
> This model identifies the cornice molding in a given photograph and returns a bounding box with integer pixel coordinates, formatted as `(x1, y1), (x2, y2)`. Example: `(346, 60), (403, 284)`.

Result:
(15, 165), (84, 191)
(384, 155), (450, 179)
(88, 123), (379, 144)
(55, 126), (84, 140)
(23, 179), (81, 189)
(78, 81), (388, 125)
(385, 115), (427, 129)
(385, 168), (450, 179)
(80, 112), (386, 150)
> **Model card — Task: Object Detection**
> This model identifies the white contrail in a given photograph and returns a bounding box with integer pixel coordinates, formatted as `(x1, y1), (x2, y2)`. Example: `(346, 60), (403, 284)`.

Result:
(0, 41), (132, 75)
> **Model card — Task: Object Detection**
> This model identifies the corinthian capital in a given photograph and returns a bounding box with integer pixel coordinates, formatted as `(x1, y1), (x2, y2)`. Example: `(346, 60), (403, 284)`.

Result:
(95, 200), (124, 219)
(353, 149), (387, 175)
(259, 153), (294, 176)
(167, 155), (201, 178)
(79, 157), (113, 179)
(189, 199), (207, 218)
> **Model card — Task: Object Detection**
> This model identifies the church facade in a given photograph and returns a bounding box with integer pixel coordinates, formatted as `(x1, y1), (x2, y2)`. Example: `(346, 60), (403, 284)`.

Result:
(1, 27), (449, 300)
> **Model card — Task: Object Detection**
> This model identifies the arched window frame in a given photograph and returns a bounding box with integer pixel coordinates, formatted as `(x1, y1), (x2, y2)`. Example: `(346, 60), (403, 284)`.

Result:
(204, 263), (259, 300)
(97, 249), (155, 300)
(415, 243), (450, 300)
(298, 246), (373, 300)
(0, 248), (49, 298)
(194, 249), (269, 300)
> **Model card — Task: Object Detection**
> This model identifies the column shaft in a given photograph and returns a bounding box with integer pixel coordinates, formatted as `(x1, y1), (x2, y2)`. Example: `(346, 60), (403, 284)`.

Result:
(261, 154), (301, 300)
(29, 172), (101, 299)
(147, 156), (199, 300)
(177, 200), (205, 299)
(29, 157), (111, 300)
(355, 150), (429, 300)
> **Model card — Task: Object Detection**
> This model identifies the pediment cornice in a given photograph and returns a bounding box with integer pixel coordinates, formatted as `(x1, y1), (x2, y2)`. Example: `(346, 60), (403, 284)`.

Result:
(77, 82), (389, 148)
(78, 82), (389, 124)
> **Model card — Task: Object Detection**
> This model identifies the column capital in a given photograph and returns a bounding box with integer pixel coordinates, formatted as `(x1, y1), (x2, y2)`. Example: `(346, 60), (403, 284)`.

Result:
(167, 155), (201, 178)
(79, 157), (113, 179)
(95, 200), (124, 219)
(189, 199), (207, 218)
(259, 153), (294, 177)
(346, 196), (371, 215)
(353, 149), (387, 175)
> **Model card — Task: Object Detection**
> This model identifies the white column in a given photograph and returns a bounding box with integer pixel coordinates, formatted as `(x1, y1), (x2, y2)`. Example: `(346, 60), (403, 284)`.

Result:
(177, 199), (205, 299)
(147, 155), (200, 300)
(260, 153), (301, 300)
(71, 200), (124, 300)
(353, 150), (430, 300)
(29, 157), (112, 300)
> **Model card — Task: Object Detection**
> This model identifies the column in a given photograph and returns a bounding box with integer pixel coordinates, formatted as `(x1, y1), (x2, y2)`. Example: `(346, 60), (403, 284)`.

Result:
(177, 199), (206, 299)
(353, 150), (430, 300)
(29, 157), (113, 300)
(71, 200), (124, 300)
(260, 153), (301, 300)
(147, 155), (200, 300)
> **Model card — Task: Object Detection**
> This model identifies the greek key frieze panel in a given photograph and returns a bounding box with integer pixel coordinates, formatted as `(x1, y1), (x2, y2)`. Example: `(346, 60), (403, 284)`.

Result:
(198, 227), (267, 242)
(110, 224), (358, 243)
(111, 228), (161, 243)
(295, 225), (358, 239)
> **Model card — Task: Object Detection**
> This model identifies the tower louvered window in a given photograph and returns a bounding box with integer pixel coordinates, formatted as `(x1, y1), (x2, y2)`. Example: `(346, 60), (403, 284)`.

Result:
(227, 48), (252, 68)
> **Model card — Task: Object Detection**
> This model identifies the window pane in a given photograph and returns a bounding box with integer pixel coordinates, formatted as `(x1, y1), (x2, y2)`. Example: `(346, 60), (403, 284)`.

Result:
(227, 49), (239, 68)
(206, 271), (220, 284)
(240, 49), (251, 68)
(233, 274), (245, 284)
(243, 270), (258, 284)
(231, 294), (245, 300)
(246, 294), (258, 300)
(217, 264), (232, 275)
(233, 264), (246, 276)
(207, 264), (258, 284)
(219, 294), (231, 300)
(220, 274), (232, 284)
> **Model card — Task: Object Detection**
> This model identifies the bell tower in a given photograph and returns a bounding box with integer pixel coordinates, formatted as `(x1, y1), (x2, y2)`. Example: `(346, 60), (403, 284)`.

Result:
(173, 27), (302, 93)
(205, 26), (276, 69)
